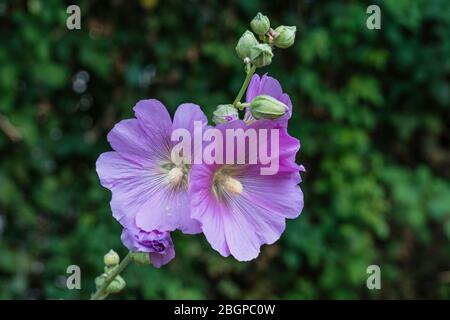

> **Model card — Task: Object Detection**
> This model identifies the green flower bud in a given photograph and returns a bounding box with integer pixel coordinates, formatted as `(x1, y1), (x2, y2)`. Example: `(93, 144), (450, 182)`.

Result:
(250, 43), (273, 68)
(235, 30), (259, 60)
(212, 104), (239, 124)
(250, 12), (270, 36)
(105, 275), (126, 294)
(274, 25), (296, 49)
(131, 252), (151, 264)
(249, 95), (288, 120)
(103, 249), (120, 266)
(95, 273), (126, 294)
(95, 274), (107, 288)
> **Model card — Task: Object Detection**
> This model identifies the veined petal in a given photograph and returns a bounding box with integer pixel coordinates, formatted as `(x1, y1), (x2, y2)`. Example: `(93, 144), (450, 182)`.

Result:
(189, 117), (304, 261)
(133, 99), (172, 129)
(98, 99), (205, 235)
(107, 119), (168, 165)
(149, 244), (175, 268)
(173, 103), (208, 133)
(135, 187), (202, 234)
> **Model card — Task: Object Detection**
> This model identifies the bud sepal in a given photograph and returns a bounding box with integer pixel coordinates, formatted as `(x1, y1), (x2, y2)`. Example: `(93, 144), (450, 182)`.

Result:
(250, 44), (273, 68)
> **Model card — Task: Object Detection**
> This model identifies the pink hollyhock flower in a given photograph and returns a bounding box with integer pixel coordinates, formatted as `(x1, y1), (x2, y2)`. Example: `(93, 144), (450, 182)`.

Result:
(189, 120), (304, 261)
(96, 99), (207, 235)
(245, 73), (293, 127)
(121, 228), (175, 268)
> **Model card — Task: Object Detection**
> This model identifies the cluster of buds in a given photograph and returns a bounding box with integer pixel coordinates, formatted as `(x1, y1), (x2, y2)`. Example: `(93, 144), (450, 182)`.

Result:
(235, 12), (296, 68)
(94, 250), (126, 296)
(212, 13), (295, 124)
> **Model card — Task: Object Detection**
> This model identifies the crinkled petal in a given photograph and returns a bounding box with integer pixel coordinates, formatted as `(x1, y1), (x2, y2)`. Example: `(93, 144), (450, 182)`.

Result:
(149, 244), (175, 268)
(120, 228), (139, 251)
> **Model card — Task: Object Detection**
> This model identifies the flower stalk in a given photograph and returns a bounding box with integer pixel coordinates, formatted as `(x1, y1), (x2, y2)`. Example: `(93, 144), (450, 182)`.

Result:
(233, 64), (256, 107)
(92, 11), (300, 300)
(91, 251), (133, 300)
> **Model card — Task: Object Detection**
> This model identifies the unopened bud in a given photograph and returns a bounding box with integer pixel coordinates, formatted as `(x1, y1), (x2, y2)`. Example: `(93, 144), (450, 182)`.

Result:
(235, 30), (259, 60)
(250, 44), (273, 68)
(212, 104), (239, 124)
(274, 26), (296, 49)
(104, 250), (120, 266)
(107, 275), (126, 294)
(250, 12), (270, 36)
(95, 274), (106, 288)
(249, 95), (288, 119)
(95, 273), (126, 294)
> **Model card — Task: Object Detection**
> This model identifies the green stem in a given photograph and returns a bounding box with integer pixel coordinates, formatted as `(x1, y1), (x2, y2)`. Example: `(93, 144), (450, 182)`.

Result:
(233, 64), (256, 107)
(91, 251), (133, 300)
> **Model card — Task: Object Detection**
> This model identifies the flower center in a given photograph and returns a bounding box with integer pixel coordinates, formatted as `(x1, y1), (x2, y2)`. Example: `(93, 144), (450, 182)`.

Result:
(214, 172), (243, 196)
(167, 167), (185, 186)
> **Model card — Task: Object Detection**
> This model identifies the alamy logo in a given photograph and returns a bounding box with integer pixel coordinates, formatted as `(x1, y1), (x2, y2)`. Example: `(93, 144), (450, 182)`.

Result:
(66, 265), (81, 289)
(66, 5), (81, 30)
(366, 5), (381, 30)
(171, 121), (280, 175)
(366, 265), (381, 290)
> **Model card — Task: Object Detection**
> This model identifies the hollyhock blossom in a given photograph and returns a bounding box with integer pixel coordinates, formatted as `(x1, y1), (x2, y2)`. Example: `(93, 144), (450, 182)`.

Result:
(245, 73), (293, 127)
(121, 227), (175, 268)
(96, 99), (207, 235)
(189, 120), (304, 261)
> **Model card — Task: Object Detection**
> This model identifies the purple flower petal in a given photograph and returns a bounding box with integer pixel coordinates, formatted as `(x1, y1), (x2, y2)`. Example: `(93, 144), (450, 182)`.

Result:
(149, 244), (175, 268)
(133, 99), (172, 136)
(189, 120), (304, 261)
(135, 187), (201, 234)
(97, 99), (205, 235)
(121, 228), (176, 268)
(107, 119), (162, 166)
(173, 103), (208, 132)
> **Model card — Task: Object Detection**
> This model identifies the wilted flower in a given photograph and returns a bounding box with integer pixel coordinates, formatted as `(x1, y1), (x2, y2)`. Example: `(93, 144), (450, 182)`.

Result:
(96, 99), (207, 235)
(189, 120), (304, 261)
(121, 227), (175, 268)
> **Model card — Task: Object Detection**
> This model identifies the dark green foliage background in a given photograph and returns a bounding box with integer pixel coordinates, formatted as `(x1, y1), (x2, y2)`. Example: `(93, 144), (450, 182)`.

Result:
(0, 0), (449, 299)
